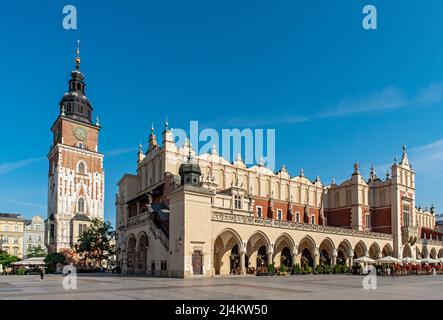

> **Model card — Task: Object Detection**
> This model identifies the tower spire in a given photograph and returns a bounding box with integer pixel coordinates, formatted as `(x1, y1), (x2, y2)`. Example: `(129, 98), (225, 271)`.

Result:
(75, 40), (81, 70)
(400, 144), (410, 167)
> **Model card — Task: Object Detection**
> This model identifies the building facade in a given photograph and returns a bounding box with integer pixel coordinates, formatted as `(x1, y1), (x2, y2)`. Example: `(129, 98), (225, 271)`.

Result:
(0, 213), (25, 258)
(115, 121), (443, 278)
(45, 43), (104, 253)
(23, 215), (46, 258)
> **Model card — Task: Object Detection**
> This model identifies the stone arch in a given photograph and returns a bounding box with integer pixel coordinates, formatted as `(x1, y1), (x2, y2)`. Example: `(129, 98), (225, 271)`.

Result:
(274, 233), (296, 268)
(297, 236), (316, 268)
(246, 231), (271, 271)
(319, 237), (335, 266)
(402, 244), (412, 258)
(136, 232), (149, 275)
(214, 229), (243, 275)
(126, 234), (136, 274)
(337, 239), (352, 265)
(430, 247), (437, 259)
(382, 243), (393, 257)
(368, 243), (381, 259)
(354, 241), (367, 258)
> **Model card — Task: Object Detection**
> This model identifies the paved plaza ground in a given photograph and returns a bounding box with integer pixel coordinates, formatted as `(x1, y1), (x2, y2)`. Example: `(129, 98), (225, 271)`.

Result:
(0, 273), (442, 300)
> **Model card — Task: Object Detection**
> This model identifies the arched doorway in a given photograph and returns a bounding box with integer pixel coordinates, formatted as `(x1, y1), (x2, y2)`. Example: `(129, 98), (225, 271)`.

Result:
(430, 248), (437, 259)
(246, 231), (270, 272)
(137, 233), (149, 275)
(298, 236), (316, 268)
(274, 234), (295, 269)
(382, 244), (393, 257)
(126, 235), (136, 274)
(402, 244), (412, 258)
(354, 241), (367, 258)
(213, 229), (242, 275)
(368, 243), (381, 259)
(319, 238), (335, 266)
(337, 240), (352, 265)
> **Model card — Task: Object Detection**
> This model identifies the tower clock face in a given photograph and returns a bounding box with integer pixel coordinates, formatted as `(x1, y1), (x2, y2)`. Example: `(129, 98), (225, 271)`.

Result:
(73, 126), (88, 141)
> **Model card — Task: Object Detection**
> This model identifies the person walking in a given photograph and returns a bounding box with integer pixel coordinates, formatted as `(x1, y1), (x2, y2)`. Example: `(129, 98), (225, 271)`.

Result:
(40, 267), (44, 281)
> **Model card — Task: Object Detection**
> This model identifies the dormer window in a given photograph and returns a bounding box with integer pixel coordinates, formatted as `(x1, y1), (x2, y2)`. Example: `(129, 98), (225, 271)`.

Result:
(234, 195), (242, 210)
(256, 206), (263, 218)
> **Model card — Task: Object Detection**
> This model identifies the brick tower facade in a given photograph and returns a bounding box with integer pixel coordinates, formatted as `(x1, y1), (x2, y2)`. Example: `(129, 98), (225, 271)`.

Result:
(45, 42), (104, 253)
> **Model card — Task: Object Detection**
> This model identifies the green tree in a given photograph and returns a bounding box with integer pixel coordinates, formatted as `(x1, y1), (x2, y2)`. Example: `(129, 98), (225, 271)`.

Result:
(26, 247), (47, 258)
(75, 218), (115, 266)
(0, 250), (19, 267)
(44, 252), (66, 267)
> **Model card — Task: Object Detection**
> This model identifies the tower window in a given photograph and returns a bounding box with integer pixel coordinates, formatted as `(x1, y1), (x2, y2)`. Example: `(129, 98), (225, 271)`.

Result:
(77, 161), (86, 174)
(296, 212), (300, 223)
(234, 195), (242, 210)
(78, 142), (85, 149)
(277, 209), (282, 220)
(67, 103), (72, 113)
(77, 83), (81, 90)
(311, 215), (315, 225)
(79, 105), (83, 114)
(78, 198), (85, 213)
(403, 203), (411, 226)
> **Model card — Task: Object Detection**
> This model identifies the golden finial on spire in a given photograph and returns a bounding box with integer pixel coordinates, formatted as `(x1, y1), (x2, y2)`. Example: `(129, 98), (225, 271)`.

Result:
(75, 40), (81, 69)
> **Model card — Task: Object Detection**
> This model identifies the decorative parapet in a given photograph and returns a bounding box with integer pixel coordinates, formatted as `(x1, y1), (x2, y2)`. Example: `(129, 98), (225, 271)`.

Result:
(419, 238), (443, 246)
(212, 211), (394, 241)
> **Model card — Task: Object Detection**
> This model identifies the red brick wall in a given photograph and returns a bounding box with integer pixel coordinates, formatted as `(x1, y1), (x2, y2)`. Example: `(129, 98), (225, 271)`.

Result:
(325, 208), (352, 229)
(371, 207), (391, 234)
(252, 196), (321, 225)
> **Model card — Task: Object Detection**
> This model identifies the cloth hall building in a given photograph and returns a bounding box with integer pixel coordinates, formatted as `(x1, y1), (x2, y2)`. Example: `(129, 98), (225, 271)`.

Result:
(115, 122), (443, 277)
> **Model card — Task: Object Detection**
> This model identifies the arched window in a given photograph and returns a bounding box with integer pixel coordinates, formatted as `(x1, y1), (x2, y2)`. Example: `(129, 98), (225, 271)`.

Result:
(78, 198), (85, 213)
(67, 103), (72, 113)
(77, 161), (86, 174)
(296, 212), (300, 223)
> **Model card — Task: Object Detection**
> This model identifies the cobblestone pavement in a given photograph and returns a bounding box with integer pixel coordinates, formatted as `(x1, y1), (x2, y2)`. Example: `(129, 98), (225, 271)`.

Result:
(0, 274), (442, 300)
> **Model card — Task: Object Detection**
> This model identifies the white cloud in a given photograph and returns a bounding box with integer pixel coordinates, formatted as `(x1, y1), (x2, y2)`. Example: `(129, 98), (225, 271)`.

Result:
(409, 139), (443, 177)
(218, 81), (443, 126)
(318, 86), (407, 118)
(104, 147), (138, 157)
(0, 198), (46, 209)
(0, 157), (45, 176)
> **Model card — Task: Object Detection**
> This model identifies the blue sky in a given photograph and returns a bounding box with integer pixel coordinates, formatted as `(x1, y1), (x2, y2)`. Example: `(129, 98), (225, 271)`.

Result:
(1, 0), (443, 225)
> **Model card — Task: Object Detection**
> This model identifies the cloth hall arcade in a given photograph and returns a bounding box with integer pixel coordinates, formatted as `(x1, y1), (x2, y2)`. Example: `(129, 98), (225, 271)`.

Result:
(115, 121), (443, 277)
